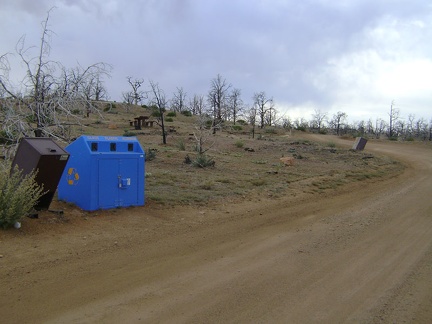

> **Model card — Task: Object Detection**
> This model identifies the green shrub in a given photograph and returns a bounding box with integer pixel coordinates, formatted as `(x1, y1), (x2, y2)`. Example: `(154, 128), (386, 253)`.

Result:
(0, 163), (45, 229)
(123, 130), (136, 137)
(235, 140), (244, 148)
(166, 111), (177, 117)
(176, 139), (186, 151)
(145, 148), (157, 161)
(165, 117), (174, 122)
(181, 110), (192, 117)
(232, 125), (243, 131)
(237, 120), (247, 125)
(192, 154), (215, 168)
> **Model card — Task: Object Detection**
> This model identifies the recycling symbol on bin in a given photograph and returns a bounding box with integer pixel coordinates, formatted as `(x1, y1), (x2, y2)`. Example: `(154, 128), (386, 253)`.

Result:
(67, 168), (80, 185)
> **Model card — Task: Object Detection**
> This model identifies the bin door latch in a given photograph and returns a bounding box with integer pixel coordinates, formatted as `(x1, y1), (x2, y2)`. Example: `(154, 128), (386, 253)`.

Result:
(118, 177), (131, 189)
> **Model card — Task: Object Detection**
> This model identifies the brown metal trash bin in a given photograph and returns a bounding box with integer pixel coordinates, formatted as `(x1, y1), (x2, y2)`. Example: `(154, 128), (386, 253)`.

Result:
(11, 138), (69, 210)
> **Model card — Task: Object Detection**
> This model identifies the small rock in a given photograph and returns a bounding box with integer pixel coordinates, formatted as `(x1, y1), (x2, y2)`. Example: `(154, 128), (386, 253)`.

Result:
(266, 170), (278, 174)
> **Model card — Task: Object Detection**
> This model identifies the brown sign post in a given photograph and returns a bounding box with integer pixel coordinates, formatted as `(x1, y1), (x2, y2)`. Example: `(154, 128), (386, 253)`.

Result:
(352, 137), (368, 151)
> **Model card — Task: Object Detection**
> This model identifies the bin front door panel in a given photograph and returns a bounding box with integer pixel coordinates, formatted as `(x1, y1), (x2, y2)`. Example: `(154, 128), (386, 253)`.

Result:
(98, 159), (119, 209)
(118, 159), (139, 206)
(98, 158), (139, 209)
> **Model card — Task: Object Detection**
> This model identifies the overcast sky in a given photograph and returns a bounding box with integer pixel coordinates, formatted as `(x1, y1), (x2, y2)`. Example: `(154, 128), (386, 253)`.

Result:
(1, 0), (431, 123)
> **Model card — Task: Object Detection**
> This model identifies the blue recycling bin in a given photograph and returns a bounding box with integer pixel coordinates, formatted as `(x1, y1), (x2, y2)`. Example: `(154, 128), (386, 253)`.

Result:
(58, 135), (145, 211)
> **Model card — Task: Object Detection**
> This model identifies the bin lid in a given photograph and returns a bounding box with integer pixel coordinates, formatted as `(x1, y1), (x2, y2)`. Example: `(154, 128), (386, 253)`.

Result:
(20, 138), (69, 156)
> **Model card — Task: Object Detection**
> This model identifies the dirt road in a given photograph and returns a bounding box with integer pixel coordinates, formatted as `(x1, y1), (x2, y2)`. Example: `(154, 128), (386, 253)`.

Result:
(1, 137), (431, 323)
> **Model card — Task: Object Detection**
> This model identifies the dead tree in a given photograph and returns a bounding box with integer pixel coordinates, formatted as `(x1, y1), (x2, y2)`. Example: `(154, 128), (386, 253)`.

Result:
(171, 87), (187, 112)
(208, 74), (231, 133)
(0, 8), (111, 143)
(228, 88), (243, 124)
(253, 91), (274, 129)
(330, 111), (347, 135)
(149, 80), (167, 144)
(126, 76), (146, 106)
(388, 100), (400, 138)
(189, 94), (206, 116)
(247, 106), (258, 139)
(311, 109), (328, 133)
(193, 114), (215, 155)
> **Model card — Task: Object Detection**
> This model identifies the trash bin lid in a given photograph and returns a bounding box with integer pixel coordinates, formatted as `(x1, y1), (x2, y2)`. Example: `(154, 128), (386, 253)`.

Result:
(20, 138), (68, 156)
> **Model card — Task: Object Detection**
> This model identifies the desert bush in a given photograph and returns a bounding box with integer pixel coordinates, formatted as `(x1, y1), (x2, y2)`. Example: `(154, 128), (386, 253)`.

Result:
(145, 148), (157, 161)
(165, 117), (174, 122)
(166, 111), (177, 117)
(151, 111), (161, 118)
(176, 139), (186, 151)
(235, 140), (244, 148)
(181, 110), (192, 117)
(192, 154), (215, 168)
(123, 130), (136, 137)
(0, 163), (45, 229)
(232, 125), (243, 131)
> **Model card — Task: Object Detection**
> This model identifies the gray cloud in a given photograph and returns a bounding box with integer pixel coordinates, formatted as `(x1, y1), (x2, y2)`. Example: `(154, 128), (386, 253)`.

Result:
(1, 0), (431, 121)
